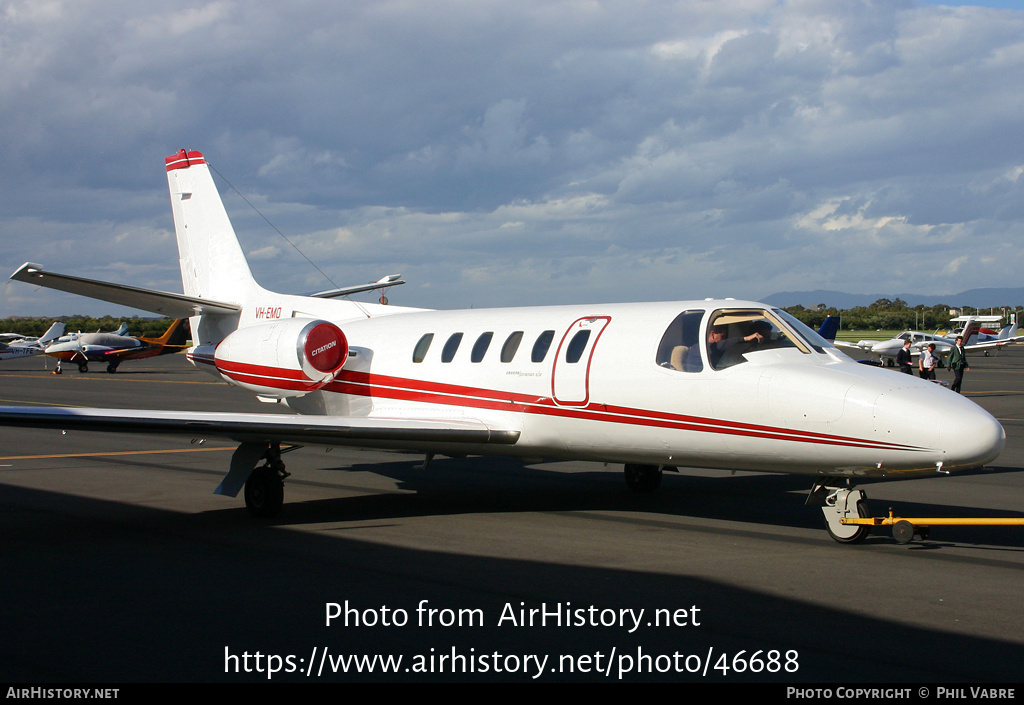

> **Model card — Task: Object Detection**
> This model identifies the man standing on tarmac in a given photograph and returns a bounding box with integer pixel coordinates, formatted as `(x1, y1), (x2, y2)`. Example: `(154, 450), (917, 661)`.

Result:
(919, 343), (939, 380)
(948, 335), (969, 393)
(895, 339), (914, 375)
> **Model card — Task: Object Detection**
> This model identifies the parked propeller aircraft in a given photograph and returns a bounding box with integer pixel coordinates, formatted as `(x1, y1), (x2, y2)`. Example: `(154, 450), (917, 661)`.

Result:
(2, 149), (1006, 543)
(947, 316), (1017, 348)
(44, 318), (189, 373)
(0, 322), (65, 361)
(835, 319), (1023, 366)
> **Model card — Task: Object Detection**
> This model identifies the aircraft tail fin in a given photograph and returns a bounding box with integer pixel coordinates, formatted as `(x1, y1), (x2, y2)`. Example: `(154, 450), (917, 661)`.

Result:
(999, 321), (1018, 340)
(165, 150), (259, 304)
(817, 315), (840, 342)
(37, 321), (66, 345)
(137, 318), (190, 357)
(147, 318), (190, 347)
(961, 319), (981, 345)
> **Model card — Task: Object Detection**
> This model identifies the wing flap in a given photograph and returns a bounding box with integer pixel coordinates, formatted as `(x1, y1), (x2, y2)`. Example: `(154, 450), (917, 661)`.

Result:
(0, 406), (521, 448)
(10, 263), (241, 318)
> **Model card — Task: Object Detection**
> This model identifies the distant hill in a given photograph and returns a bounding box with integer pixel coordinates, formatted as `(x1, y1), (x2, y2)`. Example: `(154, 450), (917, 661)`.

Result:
(762, 288), (1024, 310)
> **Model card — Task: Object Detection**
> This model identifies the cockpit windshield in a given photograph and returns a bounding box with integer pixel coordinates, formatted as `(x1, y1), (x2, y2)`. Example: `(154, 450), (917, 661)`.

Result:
(772, 309), (836, 353)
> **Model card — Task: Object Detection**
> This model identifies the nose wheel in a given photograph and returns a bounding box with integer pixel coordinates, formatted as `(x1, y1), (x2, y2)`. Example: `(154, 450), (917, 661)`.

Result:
(811, 483), (871, 544)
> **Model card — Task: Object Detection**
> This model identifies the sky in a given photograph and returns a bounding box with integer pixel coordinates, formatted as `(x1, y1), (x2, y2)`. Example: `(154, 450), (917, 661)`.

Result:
(1, 0), (1023, 317)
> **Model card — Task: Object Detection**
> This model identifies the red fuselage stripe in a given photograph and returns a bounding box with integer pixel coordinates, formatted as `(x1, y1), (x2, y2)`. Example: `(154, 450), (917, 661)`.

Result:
(186, 354), (921, 451)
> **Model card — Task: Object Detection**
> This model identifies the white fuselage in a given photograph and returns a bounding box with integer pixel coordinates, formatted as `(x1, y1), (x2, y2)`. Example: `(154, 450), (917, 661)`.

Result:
(0, 342), (46, 360)
(45, 333), (144, 361)
(188, 300), (1004, 479)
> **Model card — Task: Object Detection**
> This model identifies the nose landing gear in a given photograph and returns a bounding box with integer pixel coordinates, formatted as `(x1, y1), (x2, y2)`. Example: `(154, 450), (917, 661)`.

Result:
(808, 482), (871, 544)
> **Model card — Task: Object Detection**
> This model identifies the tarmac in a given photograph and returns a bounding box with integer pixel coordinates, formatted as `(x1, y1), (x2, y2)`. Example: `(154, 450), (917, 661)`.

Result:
(1, 348), (1023, 682)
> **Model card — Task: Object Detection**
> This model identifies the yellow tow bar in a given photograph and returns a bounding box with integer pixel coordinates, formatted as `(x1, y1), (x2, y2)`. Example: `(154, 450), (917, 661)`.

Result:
(842, 509), (1024, 543)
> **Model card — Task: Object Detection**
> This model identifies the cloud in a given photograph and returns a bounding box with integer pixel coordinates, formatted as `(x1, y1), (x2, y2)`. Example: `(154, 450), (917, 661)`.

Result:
(2, 0), (1024, 317)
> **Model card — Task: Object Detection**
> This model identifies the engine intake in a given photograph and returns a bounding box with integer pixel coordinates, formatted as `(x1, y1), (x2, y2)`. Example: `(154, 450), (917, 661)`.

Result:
(213, 319), (348, 398)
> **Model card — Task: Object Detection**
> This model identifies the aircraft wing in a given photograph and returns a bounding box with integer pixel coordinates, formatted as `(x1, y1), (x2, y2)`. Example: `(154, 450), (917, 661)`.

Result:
(0, 406), (521, 448)
(832, 340), (881, 358)
(966, 336), (1024, 352)
(10, 263), (240, 318)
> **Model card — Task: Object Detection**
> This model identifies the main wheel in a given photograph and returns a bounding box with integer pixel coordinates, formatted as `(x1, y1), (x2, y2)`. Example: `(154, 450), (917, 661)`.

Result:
(77, 362), (88, 373)
(825, 500), (871, 544)
(624, 463), (662, 493)
(244, 465), (284, 517)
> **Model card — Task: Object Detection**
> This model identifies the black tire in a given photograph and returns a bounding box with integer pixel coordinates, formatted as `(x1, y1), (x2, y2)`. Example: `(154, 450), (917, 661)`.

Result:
(624, 464), (662, 493)
(892, 520), (915, 544)
(106, 362), (119, 373)
(826, 500), (871, 544)
(244, 466), (284, 517)
(77, 362), (88, 373)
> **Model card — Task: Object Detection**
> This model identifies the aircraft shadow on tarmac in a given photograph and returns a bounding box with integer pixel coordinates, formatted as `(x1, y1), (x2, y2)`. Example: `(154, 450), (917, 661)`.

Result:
(3, 482), (1024, 683)
(187, 453), (1024, 550)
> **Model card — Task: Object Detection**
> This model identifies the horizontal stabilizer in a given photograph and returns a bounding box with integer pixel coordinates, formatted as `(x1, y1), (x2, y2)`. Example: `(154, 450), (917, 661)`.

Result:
(308, 274), (405, 299)
(0, 406), (521, 448)
(10, 263), (241, 318)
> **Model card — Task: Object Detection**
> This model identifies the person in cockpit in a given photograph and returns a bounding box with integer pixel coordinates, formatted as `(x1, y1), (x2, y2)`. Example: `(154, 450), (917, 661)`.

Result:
(707, 325), (764, 369)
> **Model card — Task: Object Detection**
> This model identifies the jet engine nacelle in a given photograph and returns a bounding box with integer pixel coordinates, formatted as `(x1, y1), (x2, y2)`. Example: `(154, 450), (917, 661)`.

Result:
(213, 318), (348, 398)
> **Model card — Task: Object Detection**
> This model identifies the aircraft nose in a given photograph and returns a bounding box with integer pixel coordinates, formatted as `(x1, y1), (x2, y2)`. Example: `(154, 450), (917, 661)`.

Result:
(865, 384), (1004, 472)
(937, 397), (1005, 470)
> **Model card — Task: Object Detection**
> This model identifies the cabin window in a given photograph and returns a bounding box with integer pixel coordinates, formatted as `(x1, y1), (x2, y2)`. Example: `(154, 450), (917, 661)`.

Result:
(412, 333), (434, 363)
(656, 310), (705, 372)
(565, 330), (591, 363)
(471, 332), (494, 363)
(441, 333), (464, 363)
(500, 331), (523, 362)
(531, 330), (555, 362)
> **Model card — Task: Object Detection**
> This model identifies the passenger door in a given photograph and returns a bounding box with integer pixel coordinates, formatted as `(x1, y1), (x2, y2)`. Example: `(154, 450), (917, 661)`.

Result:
(551, 316), (611, 406)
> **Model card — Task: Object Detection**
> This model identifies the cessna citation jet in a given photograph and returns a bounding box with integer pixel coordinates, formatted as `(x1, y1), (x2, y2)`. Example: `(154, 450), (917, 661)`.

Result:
(3, 150), (1006, 543)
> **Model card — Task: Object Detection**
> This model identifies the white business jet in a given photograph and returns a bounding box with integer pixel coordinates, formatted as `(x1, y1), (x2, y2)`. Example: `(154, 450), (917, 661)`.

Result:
(3, 150), (1005, 544)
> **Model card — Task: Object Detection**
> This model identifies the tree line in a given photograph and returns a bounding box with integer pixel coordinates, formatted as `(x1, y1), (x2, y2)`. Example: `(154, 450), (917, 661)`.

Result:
(783, 298), (1020, 332)
(2, 316), (180, 339)
(5, 299), (1020, 340)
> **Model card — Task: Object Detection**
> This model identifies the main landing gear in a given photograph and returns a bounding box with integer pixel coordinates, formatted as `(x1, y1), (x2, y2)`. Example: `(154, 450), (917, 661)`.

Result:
(808, 481), (872, 544)
(623, 463), (675, 493)
(241, 442), (291, 517)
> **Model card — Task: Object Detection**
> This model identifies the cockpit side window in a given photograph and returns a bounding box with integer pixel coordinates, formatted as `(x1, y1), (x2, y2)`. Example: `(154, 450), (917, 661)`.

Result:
(656, 310), (705, 372)
(707, 309), (809, 370)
